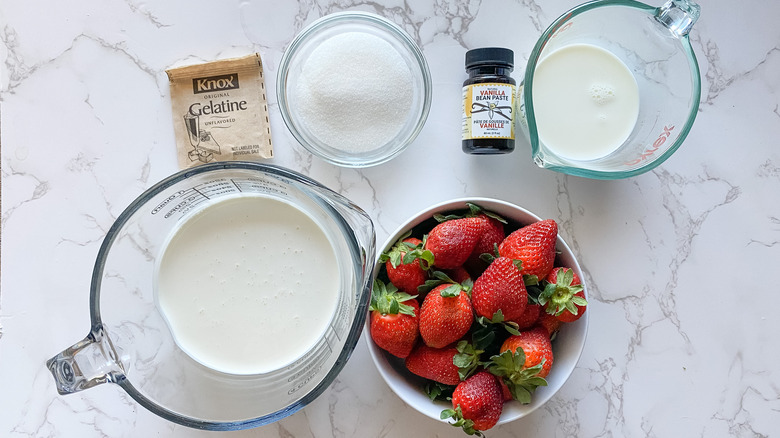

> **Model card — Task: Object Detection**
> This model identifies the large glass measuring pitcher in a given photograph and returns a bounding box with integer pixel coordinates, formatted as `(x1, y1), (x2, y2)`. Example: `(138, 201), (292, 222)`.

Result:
(47, 162), (375, 430)
(518, 0), (702, 179)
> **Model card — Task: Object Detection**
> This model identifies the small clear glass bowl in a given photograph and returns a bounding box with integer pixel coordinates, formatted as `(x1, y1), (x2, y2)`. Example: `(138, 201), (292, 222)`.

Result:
(277, 11), (432, 168)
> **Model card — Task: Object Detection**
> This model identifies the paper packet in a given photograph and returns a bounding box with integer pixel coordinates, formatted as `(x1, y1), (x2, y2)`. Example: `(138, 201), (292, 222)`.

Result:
(166, 54), (273, 168)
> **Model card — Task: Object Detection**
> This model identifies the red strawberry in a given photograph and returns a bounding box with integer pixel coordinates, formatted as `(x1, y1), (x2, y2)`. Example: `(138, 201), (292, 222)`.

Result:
(510, 301), (542, 330)
(442, 371), (503, 434)
(381, 237), (429, 294)
(465, 214), (506, 272)
(498, 379), (513, 402)
(536, 311), (562, 336)
(419, 283), (473, 348)
(405, 344), (460, 386)
(488, 327), (551, 404)
(539, 267), (587, 323)
(369, 280), (419, 358)
(471, 256), (527, 321)
(425, 217), (483, 269)
(498, 219), (558, 280)
(500, 327), (554, 378)
(443, 266), (472, 284)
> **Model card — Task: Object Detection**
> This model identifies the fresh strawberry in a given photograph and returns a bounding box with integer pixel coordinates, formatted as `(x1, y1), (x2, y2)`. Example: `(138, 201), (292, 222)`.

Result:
(539, 267), (587, 323)
(380, 236), (431, 294)
(498, 378), (513, 402)
(443, 266), (472, 284)
(488, 331), (549, 404)
(442, 371), (503, 435)
(510, 301), (542, 330)
(425, 217), (483, 269)
(471, 256), (527, 321)
(498, 219), (558, 280)
(536, 311), (562, 336)
(369, 280), (419, 358)
(405, 344), (461, 386)
(419, 283), (473, 348)
(499, 327), (554, 378)
(465, 213), (506, 272)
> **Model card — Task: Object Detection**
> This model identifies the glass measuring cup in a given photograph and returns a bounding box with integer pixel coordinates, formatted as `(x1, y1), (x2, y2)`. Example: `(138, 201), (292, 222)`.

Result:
(47, 162), (375, 430)
(518, 0), (701, 179)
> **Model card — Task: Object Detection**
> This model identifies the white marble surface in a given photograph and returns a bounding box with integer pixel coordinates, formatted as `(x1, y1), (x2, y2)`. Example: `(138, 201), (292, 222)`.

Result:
(2, 0), (780, 436)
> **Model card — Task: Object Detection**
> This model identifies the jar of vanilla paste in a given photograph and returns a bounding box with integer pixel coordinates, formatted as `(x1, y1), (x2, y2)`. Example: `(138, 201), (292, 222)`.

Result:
(462, 47), (516, 154)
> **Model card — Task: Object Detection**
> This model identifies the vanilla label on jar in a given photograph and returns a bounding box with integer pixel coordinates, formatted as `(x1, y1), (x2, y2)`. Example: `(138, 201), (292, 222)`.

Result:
(462, 83), (516, 140)
(167, 54), (273, 169)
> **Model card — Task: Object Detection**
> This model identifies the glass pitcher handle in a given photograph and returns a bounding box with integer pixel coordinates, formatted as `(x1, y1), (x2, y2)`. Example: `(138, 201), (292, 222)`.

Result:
(655, 0), (701, 37)
(47, 325), (125, 394)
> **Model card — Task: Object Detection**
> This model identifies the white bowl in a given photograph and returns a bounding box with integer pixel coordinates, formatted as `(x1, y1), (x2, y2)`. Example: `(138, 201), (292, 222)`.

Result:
(365, 197), (588, 425)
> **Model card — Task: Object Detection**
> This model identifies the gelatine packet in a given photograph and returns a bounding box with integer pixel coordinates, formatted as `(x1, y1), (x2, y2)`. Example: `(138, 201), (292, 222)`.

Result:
(166, 53), (273, 168)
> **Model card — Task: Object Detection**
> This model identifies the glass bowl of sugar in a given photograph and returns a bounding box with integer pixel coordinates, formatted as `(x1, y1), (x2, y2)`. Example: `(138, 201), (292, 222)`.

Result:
(277, 11), (432, 167)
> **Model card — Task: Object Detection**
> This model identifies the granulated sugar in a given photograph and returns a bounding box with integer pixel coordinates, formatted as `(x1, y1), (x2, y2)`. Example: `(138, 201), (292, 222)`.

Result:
(294, 32), (414, 154)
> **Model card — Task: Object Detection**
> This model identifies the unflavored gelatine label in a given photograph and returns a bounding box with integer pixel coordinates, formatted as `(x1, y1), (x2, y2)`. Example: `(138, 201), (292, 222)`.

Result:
(167, 54), (274, 169)
(462, 83), (516, 140)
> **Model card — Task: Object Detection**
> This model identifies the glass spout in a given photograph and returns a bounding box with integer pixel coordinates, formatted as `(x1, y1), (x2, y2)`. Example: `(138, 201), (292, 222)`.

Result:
(47, 325), (125, 394)
(656, 0), (701, 37)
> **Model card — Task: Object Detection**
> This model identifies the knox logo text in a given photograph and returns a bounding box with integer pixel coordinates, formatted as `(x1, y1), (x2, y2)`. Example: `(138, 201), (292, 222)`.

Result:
(192, 73), (240, 94)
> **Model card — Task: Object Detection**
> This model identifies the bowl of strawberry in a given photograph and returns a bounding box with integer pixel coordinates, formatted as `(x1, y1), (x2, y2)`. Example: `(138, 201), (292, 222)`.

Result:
(365, 198), (588, 436)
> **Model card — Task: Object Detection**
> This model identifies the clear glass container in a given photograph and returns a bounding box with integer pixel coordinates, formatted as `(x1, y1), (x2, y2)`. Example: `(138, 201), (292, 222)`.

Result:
(518, 0), (702, 179)
(277, 12), (432, 168)
(47, 162), (376, 430)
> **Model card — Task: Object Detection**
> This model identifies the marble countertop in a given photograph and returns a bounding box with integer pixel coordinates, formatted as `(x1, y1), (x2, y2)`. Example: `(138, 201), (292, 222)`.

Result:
(2, 0), (779, 436)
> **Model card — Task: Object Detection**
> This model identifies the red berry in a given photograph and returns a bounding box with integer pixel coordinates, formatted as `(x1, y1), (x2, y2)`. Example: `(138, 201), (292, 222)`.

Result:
(369, 280), (420, 358)
(499, 219), (558, 280)
(382, 237), (429, 294)
(419, 284), (473, 348)
(465, 214), (506, 272)
(471, 256), (527, 321)
(370, 298), (419, 358)
(425, 217), (483, 269)
(450, 371), (503, 432)
(500, 327), (554, 378)
(405, 344), (460, 386)
(540, 267), (587, 323)
(510, 301), (542, 330)
(535, 311), (562, 337)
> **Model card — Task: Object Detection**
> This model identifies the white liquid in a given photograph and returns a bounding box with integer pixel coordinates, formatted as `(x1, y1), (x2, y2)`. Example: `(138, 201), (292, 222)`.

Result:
(155, 195), (340, 375)
(532, 43), (640, 161)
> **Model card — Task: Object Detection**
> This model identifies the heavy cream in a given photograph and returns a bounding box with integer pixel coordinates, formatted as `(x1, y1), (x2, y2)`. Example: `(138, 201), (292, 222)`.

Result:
(532, 43), (640, 161)
(155, 194), (340, 375)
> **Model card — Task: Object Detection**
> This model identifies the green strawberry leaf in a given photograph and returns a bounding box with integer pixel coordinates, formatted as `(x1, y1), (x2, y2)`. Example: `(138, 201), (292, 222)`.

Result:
(488, 349), (548, 404)
(538, 271), (585, 315)
(433, 212), (463, 222)
(369, 279), (417, 316)
(572, 295), (588, 306)
(441, 406), (484, 437)
(440, 284), (463, 297)
(466, 202), (508, 224)
(471, 320), (497, 352)
(425, 381), (455, 401)
(433, 271), (456, 283)
(526, 285), (543, 303)
(454, 340), (484, 381)
(523, 274), (539, 286)
(417, 278), (443, 294)
(478, 252), (496, 264)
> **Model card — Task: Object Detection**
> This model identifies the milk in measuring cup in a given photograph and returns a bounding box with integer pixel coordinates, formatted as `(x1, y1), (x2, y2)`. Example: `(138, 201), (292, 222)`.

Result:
(155, 194), (340, 375)
(532, 43), (639, 161)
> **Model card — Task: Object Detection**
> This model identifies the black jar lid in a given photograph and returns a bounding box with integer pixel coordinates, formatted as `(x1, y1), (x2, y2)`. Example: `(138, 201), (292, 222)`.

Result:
(465, 47), (514, 69)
